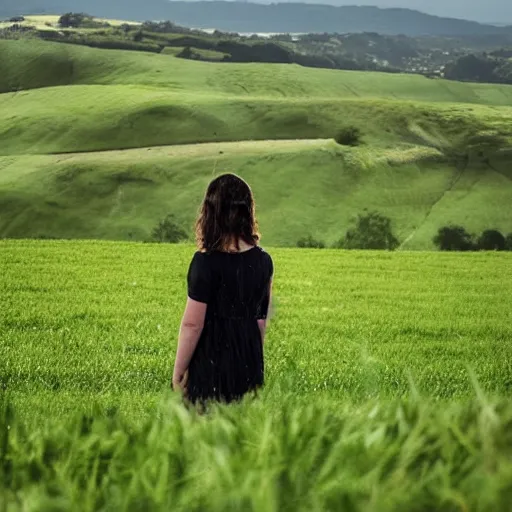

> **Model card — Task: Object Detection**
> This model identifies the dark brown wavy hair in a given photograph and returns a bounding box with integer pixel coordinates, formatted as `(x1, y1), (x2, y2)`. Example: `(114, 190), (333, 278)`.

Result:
(195, 173), (260, 252)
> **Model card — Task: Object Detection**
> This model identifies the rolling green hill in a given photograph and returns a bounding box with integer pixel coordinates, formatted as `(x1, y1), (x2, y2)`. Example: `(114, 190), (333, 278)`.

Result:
(0, 39), (511, 248)
(2, 140), (511, 249)
(4, 39), (512, 102)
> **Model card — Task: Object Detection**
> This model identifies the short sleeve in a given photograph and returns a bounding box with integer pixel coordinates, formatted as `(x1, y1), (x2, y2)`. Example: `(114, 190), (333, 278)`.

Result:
(257, 253), (274, 320)
(187, 252), (211, 304)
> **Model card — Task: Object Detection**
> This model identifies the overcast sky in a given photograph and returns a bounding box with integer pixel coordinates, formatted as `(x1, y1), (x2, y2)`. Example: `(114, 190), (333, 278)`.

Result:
(262, 1), (512, 24)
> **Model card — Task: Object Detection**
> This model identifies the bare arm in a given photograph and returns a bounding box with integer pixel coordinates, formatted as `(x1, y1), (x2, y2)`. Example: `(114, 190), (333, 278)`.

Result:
(257, 319), (266, 345)
(172, 298), (207, 391)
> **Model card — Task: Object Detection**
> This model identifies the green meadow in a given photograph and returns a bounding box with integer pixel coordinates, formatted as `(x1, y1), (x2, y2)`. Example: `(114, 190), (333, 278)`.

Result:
(1, 39), (512, 247)
(1, 240), (512, 510)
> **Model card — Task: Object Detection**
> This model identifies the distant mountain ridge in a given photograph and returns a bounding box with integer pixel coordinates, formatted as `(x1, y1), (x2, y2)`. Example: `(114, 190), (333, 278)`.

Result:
(1, 0), (512, 36)
(247, 0), (512, 26)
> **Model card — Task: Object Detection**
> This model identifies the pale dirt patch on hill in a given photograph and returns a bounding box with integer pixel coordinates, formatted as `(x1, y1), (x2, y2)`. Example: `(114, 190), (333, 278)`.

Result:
(51, 138), (332, 162)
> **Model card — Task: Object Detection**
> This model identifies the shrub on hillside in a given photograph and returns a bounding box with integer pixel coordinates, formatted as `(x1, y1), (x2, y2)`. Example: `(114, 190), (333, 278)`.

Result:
(58, 13), (88, 28)
(151, 214), (188, 243)
(433, 226), (475, 251)
(297, 235), (325, 249)
(178, 46), (193, 59)
(133, 31), (144, 42)
(335, 126), (362, 147)
(58, 13), (108, 29)
(84, 39), (161, 53)
(477, 229), (506, 251)
(506, 233), (512, 251)
(342, 211), (399, 250)
(142, 21), (191, 34)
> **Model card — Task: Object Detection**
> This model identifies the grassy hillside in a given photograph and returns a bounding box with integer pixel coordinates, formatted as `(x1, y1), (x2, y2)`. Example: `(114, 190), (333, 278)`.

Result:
(2, 141), (511, 249)
(3, 39), (512, 102)
(3, 87), (512, 155)
(1, 39), (512, 247)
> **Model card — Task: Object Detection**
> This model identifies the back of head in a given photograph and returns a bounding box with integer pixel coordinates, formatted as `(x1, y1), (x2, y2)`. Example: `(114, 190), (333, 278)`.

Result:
(196, 173), (260, 252)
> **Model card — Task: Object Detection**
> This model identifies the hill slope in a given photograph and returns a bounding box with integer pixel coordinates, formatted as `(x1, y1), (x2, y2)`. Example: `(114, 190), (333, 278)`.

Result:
(1, 0), (511, 36)
(4, 39), (512, 102)
(0, 39), (511, 248)
(1, 140), (511, 249)
(2, 40), (512, 155)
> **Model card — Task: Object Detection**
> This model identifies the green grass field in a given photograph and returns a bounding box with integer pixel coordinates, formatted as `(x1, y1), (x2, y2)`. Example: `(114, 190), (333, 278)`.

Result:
(1, 240), (512, 509)
(1, 38), (512, 247)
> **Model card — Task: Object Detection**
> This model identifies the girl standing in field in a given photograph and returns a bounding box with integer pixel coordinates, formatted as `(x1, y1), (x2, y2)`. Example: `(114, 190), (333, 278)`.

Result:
(172, 173), (273, 405)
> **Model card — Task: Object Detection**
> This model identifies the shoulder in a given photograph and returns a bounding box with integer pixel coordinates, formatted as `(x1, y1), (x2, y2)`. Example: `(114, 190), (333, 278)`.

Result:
(192, 249), (217, 261)
(258, 245), (272, 259)
(192, 250), (209, 260)
(256, 246), (273, 272)
(188, 251), (211, 272)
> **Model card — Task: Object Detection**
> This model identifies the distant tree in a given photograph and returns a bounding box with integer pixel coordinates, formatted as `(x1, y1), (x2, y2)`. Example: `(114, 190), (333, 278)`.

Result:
(142, 21), (180, 33)
(270, 33), (293, 42)
(215, 40), (293, 64)
(433, 226), (475, 251)
(477, 229), (506, 251)
(297, 235), (325, 249)
(9, 16), (25, 23)
(505, 233), (512, 251)
(151, 214), (188, 243)
(178, 46), (194, 59)
(120, 23), (134, 33)
(335, 126), (362, 146)
(132, 31), (144, 42)
(331, 238), (345, 249)
(58, 13), (89, 28)
(343, 211), (399, 250)
(444, 54), (500, 83)
(444, 53), (512, 86)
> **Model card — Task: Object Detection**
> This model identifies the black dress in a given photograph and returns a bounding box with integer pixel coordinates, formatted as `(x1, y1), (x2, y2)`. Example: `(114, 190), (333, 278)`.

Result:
(186, 246), (273, 404)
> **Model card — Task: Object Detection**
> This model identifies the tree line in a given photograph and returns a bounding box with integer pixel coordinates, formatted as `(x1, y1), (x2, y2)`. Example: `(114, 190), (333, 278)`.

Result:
(295, 216), (512, 252)
(152, 211), (512, 252)
(444, 53), (512, 85)
(433, 226), (512, 252)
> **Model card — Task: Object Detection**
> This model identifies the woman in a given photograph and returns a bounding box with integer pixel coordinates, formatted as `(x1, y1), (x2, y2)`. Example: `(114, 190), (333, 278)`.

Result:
(172, 173), (274, 404)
